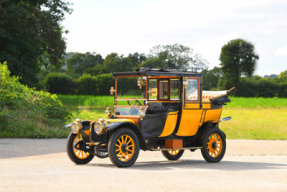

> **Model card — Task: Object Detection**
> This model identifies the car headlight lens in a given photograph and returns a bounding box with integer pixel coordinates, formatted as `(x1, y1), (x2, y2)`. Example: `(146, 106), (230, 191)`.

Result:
(94, 122), (104, 135)
(71, 123), (79, 134)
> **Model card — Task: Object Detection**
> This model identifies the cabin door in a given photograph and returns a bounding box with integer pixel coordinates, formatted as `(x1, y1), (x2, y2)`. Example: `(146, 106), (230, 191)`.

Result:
(176, 77), (203, 136)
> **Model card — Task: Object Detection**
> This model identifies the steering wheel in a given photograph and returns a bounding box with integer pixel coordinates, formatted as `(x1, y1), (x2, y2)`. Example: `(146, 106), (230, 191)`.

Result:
(127, 100), (142, 106)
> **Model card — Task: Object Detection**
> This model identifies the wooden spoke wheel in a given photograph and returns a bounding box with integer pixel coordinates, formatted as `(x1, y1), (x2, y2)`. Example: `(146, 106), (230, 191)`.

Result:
(66, 132), (94, 164)
(162, 149), (184, 161)
(108, 128), (139, 167)
(201, 128), (226, 163)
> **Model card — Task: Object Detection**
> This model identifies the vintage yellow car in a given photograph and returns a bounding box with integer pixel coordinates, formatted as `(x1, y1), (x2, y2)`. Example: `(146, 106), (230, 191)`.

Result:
(66, 68), (235, 167)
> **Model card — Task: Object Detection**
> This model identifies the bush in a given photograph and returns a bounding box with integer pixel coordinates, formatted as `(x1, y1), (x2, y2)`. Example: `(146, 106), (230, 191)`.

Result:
(44, 72), (75, 94)
(0, 62), (72, 138)
(277, 82), (287, 98)
(97, 73), (114, 95)
(236, 78), (280, 97)
(75, 74), (99, 95)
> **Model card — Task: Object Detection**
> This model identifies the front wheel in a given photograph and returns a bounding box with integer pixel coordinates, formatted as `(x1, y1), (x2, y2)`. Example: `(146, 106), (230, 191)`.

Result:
(108, 128), (140, 167)
(201, 128), (226, 163)
(162, 150), (184, 161)
(66, 132), (94, 164)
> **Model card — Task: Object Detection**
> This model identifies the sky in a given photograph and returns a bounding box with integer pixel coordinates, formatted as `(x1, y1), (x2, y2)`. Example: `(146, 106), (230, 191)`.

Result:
(62, 0), (287, 76)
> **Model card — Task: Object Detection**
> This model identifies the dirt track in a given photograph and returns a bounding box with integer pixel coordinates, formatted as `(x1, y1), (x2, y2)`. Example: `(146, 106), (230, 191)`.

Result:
(0, 139), (287, 191)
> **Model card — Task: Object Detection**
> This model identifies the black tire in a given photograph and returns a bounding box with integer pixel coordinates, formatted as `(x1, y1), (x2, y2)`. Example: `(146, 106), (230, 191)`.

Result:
(108, 128), (140, 167)
(162, 150), (184, 161)
(66, 132), (94, 164)
(201, 128), (226, 163)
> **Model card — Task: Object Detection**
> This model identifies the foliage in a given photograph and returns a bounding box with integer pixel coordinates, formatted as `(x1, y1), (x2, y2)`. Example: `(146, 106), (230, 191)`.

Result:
(0, 0), (73, 87)
(75, 74), (99, 95)
(276, 70), (287, 83)
(57, 95), (114, 107)
(219, 39), (259, 88)
(202, 66), (222, 90)
(67, 52), (104, 76)
(0, 62), (73, 138)
(277, 82), (287, 98)
(97, 73), (114, 95)
(142, 43), (208, 70)
(235, 78), (279, 97)
(44, 72), (75, 94)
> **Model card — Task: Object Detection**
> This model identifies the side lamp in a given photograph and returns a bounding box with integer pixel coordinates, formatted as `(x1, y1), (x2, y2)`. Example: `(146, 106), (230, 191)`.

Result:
(105, 107), (112, 119)
(183, 78), (189, 86)
(137, 77), (145, 89)
(139, 107), (145, 120)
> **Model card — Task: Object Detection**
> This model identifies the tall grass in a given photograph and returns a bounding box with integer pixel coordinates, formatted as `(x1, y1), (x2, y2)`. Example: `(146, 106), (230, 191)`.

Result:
(57, 95), (114, 107)
(58, 95), (287, 109)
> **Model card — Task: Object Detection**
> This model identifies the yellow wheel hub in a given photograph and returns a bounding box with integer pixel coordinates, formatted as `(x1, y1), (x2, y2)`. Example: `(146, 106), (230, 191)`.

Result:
(207, 133), (222, 158)
(115, 135), (135, 162)
(167, 150), (180, 156)
(73, 133), (90, 160)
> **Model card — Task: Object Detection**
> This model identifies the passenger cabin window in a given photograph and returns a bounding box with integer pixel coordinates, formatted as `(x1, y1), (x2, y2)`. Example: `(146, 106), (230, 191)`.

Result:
(159, 79), (169, 100)
(148, 79), (157, 100)
(186, 78), (199, 101)
(170, 79), (179, 100)
(148, 78), (179, 101)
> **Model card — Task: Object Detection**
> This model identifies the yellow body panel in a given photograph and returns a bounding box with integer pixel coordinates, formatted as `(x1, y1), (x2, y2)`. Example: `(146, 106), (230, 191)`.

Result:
(185, 103), (200, 108)
(203, 108), (222, 123)
(159, 111), (179, 137)
(202, 103), (211, 108)
(83, 130), (90, 135)
(176, 109), (203, 136)
(106, 119), (135, 124)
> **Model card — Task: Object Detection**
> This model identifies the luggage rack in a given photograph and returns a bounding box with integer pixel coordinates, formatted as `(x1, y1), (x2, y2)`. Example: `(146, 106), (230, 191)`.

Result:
(135, 67), (202, 74)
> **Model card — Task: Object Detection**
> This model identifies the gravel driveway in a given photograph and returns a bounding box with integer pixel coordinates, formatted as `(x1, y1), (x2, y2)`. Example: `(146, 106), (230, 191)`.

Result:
(0, 139), (287, 191)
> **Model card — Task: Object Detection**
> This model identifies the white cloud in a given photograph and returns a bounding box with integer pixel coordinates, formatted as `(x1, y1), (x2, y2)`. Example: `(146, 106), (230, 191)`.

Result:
(63, 0), (287, 75)
(275, 46), (287, 56)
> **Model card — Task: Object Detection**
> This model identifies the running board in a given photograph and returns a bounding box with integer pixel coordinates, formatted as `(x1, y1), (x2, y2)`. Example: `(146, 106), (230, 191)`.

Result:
(150, 147), (202, 151)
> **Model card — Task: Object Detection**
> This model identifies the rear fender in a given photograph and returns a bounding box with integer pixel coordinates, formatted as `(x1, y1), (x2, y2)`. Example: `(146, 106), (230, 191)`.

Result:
(106, 122), (149, 151)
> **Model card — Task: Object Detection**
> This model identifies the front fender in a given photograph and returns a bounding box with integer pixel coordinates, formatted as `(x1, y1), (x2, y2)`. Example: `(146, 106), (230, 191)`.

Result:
(65, 121), (91, 130)
(106, 122), (149, 151)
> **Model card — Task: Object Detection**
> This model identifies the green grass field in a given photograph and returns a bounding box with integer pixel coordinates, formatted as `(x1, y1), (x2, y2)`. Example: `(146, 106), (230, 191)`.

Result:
(59, 95), (287, 140)
(58, 95), (287, 109)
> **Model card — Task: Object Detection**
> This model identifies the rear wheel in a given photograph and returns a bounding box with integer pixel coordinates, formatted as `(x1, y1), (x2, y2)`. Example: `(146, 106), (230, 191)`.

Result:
(108, 128), (140, 167)
(162, 150), (184, 161)
(66, 132), (94, 164)
(201, 128), (226, 163)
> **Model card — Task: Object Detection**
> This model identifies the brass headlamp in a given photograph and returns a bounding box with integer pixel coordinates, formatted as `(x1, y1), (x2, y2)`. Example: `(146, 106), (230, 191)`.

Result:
(94, 117), (107, 135)
(71, 118), (83, 134)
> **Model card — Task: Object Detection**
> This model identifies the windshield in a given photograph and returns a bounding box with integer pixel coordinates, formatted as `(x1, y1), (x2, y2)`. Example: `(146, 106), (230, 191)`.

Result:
(116, 76), (147, 99)
(115, 76), (147, 116)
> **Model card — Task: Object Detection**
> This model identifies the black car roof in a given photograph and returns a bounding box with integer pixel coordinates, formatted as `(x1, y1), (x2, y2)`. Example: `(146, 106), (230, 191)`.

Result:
(113, 68), (202, 77)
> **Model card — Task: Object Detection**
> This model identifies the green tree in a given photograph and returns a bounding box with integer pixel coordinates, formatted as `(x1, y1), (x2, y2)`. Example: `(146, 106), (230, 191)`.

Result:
(219, 39), (259, 88)
(128, 52), (147, 68)
(66, 52), (104, 76)
(103, 53), (132, 72)
(202, 67), (222, 90)
(276, 70), (287, 82)
(0, 0), (73, 87)
(144, 43), (208, 69)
